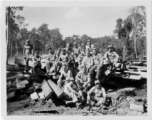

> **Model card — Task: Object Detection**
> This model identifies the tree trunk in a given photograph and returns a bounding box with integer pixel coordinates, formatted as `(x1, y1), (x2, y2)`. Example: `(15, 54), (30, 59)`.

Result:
(133, 32), (138, 59)
(16, 40), (18, 55)
(122, 40), (128, 61)
(122, 31), (130, 61)
(6, 40), (9, 65)
(11, 40), (13, 56)
(133, 7), (138, 59)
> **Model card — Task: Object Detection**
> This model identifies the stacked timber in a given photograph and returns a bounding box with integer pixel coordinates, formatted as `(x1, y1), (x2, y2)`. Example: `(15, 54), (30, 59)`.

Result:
(114, 62), (147, 80)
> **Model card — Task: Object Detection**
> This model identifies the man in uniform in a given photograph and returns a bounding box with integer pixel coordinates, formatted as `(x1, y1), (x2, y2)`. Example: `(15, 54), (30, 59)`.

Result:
(89, 47), (103, 86)
(86, 80), (106, 109)
(103, 45), (119, 69)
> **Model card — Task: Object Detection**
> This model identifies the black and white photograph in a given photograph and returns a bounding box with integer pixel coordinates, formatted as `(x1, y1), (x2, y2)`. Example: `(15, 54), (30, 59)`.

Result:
(2, 1), (151, 117)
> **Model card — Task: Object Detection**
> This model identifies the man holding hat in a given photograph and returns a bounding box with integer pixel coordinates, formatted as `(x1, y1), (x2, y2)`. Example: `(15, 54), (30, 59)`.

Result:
(86, 80), (106, 108)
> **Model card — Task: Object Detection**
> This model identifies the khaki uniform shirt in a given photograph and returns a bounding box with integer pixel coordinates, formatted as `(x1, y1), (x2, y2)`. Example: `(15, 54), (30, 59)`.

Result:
(93, 53), (103, 66)
(47, 53), (56, 62)
(88, 86), (106, 98)
(103, 51), (119, 64)
(81, 56), (93, 68)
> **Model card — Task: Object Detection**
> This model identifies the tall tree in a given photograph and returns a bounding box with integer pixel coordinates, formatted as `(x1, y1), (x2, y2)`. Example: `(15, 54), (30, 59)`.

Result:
(6, 7), (24, 64)
(114, 18), (133, 61)
(128, 6), (146, 58)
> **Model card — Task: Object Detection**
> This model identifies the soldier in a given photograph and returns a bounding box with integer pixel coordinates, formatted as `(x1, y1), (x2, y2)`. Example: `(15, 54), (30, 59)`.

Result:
(73, 42), (80, 55)
(86, 80), (106, 109)
(72, 42), (80, 67)
(31, 51), (41, 75)
(45, 46), (57, 74)
(57, 59), (74, 89)
(85, 39), (92, 52)
(75, 66), (91, 91)
(103, 45), (119, 69)
(80, 49), (93, 73)
(23, 39), (34, 72)
(89, 48), (103, 85)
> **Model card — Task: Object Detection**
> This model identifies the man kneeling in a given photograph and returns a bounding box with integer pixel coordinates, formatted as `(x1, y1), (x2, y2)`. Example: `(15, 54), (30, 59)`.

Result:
(63, 78), (84, 105)
(86, 80), (106, 109)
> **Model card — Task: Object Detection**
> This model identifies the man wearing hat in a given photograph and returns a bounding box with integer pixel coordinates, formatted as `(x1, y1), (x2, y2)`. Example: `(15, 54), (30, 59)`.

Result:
(86, 80), (106, 108)
(23, 39), (34, 72)
(103, 45), (119, 67)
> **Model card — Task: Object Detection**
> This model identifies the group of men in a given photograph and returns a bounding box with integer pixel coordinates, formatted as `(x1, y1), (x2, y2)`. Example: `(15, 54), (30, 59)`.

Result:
(23, 39), (120, 109)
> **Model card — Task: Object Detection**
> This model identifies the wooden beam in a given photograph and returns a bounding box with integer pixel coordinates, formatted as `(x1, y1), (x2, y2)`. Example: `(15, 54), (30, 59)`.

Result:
(129, 66), (147, 69)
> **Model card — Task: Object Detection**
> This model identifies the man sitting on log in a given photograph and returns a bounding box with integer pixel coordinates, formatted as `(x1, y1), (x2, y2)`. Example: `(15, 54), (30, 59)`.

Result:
(86, 80), (106, 110)
(89, 47), (103, 86)
(31, 51), (41, 75)
(57, 59), (74, 89)
(80, 49), (94, 87)
(72, 42), (80, 68)
(103, 45), (120, 70)
(45, 46), (57, 75)
(75, 66), (91, 92)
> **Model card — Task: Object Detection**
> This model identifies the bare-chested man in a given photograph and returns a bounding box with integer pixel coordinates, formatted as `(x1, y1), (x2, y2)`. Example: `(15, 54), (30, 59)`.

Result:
(23, 39), (34, 72)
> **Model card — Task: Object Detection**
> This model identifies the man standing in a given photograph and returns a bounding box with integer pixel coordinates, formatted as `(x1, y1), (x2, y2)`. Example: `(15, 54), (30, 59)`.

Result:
(23, 39), (34, 72)
(85, 39), (92, 52)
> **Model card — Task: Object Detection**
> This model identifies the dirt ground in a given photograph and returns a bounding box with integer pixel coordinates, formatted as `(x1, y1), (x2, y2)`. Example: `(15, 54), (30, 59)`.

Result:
(7, 64), (147, 116)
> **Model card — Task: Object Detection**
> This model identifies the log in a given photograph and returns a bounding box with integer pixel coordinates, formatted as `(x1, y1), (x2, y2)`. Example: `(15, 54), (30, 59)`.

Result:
(41, 80), (53, 99)
(47, 79), (64, 98)
(123, 71), (147, 79)
(114, 72), (142, 80)
(14, 57), (33, 67)
(128, 69), (147, 72)
(7, 92), (16, 99)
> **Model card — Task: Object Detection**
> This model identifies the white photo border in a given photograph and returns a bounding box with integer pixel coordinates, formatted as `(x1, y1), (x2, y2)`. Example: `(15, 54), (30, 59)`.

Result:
(1, 1), (151, 120)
